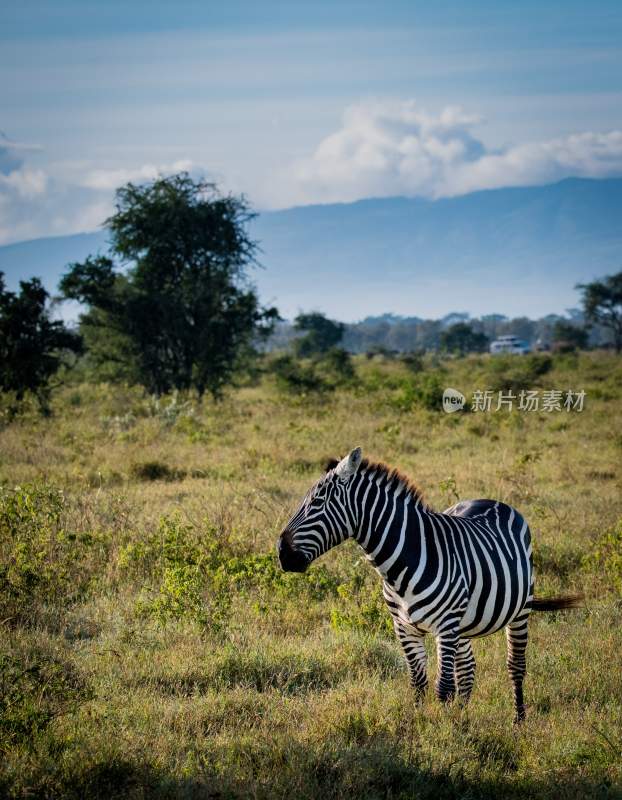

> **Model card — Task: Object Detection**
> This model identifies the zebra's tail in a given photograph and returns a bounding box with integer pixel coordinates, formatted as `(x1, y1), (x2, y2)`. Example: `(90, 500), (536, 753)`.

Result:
(528, 594), (584, 612)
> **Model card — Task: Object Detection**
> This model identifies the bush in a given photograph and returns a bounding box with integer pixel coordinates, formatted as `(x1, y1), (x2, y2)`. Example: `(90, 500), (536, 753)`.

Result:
(330, 579), (392, 637)
(486, 354), (553, 392)
(271, 355), (328, 394)
(129, 460), (187, 482)
(0, 485), (109, 624)
(0, 639), (92, 752)
(400, 351), (425, 372)
(316, 347), (356, 384)
(389, 373), (445, 412)
(125, 516), (224, 629)
(121, 515), (340, 635)
(0, 274), (82, 413)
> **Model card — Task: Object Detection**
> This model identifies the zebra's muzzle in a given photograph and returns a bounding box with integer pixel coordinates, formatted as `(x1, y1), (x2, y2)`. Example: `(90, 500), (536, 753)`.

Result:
(277, 534), (309, 573)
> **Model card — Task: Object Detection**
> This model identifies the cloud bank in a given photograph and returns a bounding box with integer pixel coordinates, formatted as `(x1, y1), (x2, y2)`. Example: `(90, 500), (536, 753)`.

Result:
(289, 100), (622, 204)
(2, 101), (622, 244)
(0, 141), (198, 245)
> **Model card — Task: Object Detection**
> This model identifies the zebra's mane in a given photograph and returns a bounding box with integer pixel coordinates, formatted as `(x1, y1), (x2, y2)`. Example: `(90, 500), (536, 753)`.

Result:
(326, 456), (430, 509)
(360, 458), (430, 508)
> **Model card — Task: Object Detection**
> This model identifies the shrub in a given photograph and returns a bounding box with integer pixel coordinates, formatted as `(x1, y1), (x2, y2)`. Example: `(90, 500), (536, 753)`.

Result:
(400, 351), (425, 372)
(127, 516), (224, 629)
(330, 579), (393, 637)
(0, 485), (108, 624)
(416, 373), (445, 411)
(271, 355), (328, 394)
(486, 354), (553, 392)
(129, 460), (187, 482)
(389, 373), (444, 412)
(122, 515), (340, 635)
(0, 639), (92, 752)
(317, 347), (356, 384)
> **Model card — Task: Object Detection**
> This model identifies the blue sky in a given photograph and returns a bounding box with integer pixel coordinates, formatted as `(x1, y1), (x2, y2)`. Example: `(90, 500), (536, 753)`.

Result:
(1, 0), (622, 244)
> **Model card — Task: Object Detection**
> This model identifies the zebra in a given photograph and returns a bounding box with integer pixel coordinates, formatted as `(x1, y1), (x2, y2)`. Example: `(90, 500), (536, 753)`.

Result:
(277, 447), (582, 723)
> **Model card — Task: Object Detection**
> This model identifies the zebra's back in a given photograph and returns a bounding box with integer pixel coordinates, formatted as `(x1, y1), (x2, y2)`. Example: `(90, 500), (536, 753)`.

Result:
(442, 499), (533, 638)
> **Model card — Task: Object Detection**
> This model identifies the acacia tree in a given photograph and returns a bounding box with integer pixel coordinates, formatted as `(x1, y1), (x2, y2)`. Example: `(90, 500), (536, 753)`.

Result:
(293, 312), (344, 357)
(577, 271), (622, 353)
(0, 273), (82, 410)
(60, 174), (279, 396)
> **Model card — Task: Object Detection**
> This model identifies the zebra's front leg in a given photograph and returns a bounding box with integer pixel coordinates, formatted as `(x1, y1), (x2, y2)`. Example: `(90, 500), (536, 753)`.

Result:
(393, 620), (428, 700)
(454, 638), (476, 704)
(435, 630), (459, 703)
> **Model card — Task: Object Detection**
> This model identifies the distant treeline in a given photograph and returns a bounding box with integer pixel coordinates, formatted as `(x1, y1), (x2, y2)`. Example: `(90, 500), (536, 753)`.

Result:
(1, 171), (621, 414)
(268, 311), (613, 354)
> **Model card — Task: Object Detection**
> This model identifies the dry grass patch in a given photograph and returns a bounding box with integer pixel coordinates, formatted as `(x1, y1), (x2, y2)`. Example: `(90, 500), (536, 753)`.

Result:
(0, 352), (621, 798)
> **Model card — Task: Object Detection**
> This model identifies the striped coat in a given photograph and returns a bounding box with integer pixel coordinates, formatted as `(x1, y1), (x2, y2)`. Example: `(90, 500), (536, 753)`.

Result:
(278, 447), (580, 722)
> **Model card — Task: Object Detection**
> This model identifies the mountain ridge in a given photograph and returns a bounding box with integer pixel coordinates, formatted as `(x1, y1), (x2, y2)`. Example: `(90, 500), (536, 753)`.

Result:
(1, 177), (621, 320)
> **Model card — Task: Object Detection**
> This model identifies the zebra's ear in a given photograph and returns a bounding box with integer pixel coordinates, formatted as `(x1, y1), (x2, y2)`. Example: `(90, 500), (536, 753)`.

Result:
(335, 447), (363, 480)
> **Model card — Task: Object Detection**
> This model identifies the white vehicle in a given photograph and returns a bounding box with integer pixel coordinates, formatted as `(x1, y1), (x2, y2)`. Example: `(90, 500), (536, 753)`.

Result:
(489, 334), (531, 355)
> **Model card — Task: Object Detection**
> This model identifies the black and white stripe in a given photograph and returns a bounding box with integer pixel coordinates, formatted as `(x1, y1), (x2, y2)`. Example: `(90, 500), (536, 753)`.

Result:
(278, 447), (580, 722)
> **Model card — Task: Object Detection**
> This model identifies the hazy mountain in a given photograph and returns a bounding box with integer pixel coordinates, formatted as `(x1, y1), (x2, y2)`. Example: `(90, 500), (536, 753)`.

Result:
(1, 177), (621, 320)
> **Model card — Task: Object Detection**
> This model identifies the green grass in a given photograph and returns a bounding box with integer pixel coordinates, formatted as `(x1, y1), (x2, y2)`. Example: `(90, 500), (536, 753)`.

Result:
(1, 351), (621, 799)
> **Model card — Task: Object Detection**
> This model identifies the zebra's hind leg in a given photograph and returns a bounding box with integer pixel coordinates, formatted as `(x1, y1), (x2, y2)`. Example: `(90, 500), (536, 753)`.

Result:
(393, 620), (428, 700)
(454, 638), (476, 704)
(435, 630), (459, 703)
(506, 614), (529, 724)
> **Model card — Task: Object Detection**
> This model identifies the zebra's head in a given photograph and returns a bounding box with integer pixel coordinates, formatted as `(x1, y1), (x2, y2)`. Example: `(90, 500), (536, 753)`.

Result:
(277, 447), (363, 572)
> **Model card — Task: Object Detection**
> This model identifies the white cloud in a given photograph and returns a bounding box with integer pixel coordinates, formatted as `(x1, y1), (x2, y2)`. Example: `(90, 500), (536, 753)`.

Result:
(0, 168), (47, 198)
(80, 160), (194, 191)
(3, 107), (622, 244)
(0, 133), (42, 175)
(287, 100), (622, 204)
(0, 148), (200, 245)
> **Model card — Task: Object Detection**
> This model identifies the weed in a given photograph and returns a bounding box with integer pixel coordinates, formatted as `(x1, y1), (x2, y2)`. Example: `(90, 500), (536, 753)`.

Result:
(584, 518), (622, 593)
(0, 638), (92, 752)
(146, 392), (196, 426)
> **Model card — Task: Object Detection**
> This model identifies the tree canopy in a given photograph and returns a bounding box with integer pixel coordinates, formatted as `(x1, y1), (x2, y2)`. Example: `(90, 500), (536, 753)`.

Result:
(293, 312), (345, 357)
(440, 322), (488, 355)
(577, 271), (622, 352)
(551, 320), (588, 351)
(0, 273), (82, 409)
(60, 173), (279, 396)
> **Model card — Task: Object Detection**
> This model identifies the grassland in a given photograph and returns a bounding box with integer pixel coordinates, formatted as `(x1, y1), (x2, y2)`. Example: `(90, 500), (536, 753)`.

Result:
(1, 351), (621, 799)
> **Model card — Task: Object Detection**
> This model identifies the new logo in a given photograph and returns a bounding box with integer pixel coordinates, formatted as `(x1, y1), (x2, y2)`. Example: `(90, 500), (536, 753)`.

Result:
(442, 388), (465, 413)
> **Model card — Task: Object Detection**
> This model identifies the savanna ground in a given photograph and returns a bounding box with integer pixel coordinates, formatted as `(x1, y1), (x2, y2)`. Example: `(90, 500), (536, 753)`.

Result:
(1, 351), (621, 799)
